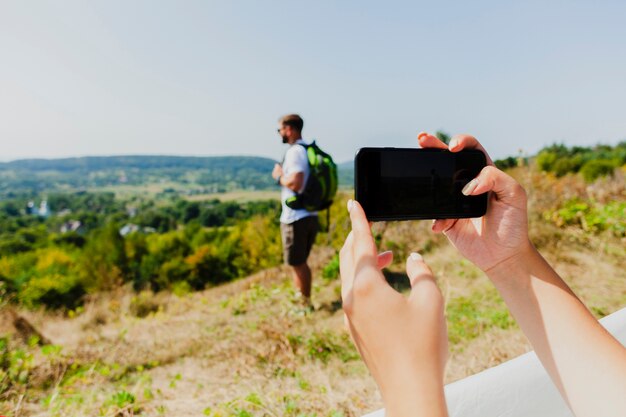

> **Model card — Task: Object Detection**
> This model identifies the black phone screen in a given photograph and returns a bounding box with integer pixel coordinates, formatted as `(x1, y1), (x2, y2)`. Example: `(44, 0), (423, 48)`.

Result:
(355, 148), (488, 221)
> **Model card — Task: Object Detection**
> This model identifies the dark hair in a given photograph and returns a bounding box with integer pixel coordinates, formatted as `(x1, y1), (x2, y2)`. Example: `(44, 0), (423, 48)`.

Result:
(279, 114), (304, 132)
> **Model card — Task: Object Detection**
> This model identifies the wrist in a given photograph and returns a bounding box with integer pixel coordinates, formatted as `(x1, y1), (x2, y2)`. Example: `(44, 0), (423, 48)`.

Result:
(383, 382), (447, 417)
(379, 366), (447, 417)
(484, 240), (537, 283)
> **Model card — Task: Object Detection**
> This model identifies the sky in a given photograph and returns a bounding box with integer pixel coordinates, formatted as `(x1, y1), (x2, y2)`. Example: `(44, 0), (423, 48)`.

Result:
(1, 0), (626, 163)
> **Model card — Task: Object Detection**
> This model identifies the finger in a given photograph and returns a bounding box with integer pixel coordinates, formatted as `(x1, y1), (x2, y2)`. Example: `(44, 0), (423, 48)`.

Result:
(448, 134), (494, 165)
(340, 231), (354, 273)
(377, 251), (394, 270)
(432, 219), (458, 233)
(418, 132), (449, 150)
(405, 253), (435, 287)
(405, 252), (442, 304)
(339, 231), (355, 299)
(348, 200), (391, 296)
(462, 165), (526, 208)
(348, 200), (377, 259)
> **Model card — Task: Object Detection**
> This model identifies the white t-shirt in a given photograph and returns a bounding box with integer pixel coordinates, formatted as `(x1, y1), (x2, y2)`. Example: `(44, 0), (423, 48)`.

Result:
(280, 139), (318, 224)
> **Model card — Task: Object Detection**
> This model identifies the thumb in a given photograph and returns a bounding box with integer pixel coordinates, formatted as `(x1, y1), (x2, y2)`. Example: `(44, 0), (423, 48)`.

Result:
(462, 165), (527, 208)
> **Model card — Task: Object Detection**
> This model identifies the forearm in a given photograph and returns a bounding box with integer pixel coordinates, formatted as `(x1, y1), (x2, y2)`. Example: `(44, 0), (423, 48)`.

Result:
(487, 245), (626, 417)
(380, 367), (448, 417)
(278, 173), (303, 192)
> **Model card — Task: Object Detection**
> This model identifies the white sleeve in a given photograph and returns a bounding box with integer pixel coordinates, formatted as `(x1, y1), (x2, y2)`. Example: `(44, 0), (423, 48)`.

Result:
(283, 145), (309, 176)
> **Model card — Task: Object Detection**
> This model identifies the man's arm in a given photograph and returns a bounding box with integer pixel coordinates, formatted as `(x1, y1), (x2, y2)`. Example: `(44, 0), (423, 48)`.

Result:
(279, 171), (304, 192)
(274, 146), (307, 193)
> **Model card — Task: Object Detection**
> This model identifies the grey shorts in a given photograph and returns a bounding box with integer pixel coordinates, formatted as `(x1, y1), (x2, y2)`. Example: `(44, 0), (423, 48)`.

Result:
(280, 216), (319, 266)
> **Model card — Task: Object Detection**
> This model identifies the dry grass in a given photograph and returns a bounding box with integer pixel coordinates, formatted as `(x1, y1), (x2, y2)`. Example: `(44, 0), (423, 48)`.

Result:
(2, 166), (625, 417)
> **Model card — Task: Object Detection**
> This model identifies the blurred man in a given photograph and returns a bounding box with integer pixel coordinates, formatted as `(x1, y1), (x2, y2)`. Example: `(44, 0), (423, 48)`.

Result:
(272, 114), (318, 309)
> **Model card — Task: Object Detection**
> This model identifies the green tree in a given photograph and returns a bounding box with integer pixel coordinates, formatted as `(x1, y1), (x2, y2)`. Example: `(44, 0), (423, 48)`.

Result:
(580, 160), (616, 182)
(80, 223), (129, 291)
(435, 130), (451, 145)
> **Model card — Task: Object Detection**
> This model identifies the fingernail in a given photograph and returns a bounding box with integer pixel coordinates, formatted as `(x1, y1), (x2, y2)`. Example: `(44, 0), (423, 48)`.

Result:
(410, 252), (423, 261)
(347, 199), (354, 212)
(380, 250), (393, 257)
(449, 138), (458, 149)
(418, 132), (428, 140)
(462, 178), (478, 196)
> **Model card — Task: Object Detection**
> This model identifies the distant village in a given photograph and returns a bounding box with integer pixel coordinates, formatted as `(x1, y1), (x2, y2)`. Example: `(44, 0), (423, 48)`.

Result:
(25, 199), (155, 236)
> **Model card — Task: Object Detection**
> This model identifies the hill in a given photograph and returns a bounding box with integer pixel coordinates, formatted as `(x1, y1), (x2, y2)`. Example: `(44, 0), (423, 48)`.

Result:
(1, 164), (625, 416)
(0, 155), (356, 197)
(0, 156), (279, 196)
(337, 161), (354, 189)
(1, 142), (625, 416)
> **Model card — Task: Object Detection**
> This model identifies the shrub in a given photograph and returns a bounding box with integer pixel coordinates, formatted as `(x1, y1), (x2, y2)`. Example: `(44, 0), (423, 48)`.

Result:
(19, 273), (86, 309)
(546, 199), (626, 237)
(536, 151), (558, 172)
(579, 159), (616, 182)
(494, 156), (518, 170)
(0, 336), (34, 396)
(435, 130), (451, 145)
(535, 142), (624, 180)
(129, 290), (162, 317)
(553, 158), (576, 177)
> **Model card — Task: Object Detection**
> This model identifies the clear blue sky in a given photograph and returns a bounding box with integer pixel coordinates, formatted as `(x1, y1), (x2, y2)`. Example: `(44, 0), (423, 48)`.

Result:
(1, 0), (625, 163)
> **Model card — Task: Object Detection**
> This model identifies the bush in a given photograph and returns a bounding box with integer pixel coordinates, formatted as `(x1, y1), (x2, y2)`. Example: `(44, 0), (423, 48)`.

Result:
(553, 158), (576, 177)
(535, 143), (624, 180)
(494, 156), (518, 170)
(19, 273), (86, 309)
(579, 159), (616, 182)
(0, 336), (34, 396)
(536, 151), (558, 172)
(547, 199), (626, 237)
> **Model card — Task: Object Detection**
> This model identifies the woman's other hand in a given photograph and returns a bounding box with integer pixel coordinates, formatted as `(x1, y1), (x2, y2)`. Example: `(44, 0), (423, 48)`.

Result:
(340, 199), (448, 417)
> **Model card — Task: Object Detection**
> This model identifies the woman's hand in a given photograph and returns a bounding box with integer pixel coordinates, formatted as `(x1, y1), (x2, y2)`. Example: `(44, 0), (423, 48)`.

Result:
(340, 199), (448, 417)
(419, 132), (626, 417)
(418, 132), (532, 273)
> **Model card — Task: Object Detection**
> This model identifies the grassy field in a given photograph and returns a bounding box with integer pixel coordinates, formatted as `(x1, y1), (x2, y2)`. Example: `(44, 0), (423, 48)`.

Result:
(1, 166), (625, 417)
(87, 184), (282, 204)
(186, 190), (281, 203)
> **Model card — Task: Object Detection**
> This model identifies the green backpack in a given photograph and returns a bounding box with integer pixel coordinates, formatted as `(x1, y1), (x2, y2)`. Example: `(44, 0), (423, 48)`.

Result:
(285, 141), (338, 212)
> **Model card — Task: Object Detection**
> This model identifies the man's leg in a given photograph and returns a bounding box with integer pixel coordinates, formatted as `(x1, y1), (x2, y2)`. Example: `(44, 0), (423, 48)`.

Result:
(291, 262), (312, 299)
(282, 216), (317, 306)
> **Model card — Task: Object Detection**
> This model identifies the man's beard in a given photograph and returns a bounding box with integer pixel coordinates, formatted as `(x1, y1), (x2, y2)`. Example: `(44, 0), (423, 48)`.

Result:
(282, 135), (289, 144)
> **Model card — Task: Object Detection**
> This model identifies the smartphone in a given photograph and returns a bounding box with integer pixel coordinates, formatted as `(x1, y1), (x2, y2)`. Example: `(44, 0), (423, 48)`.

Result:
(355, 147), (488, 221)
